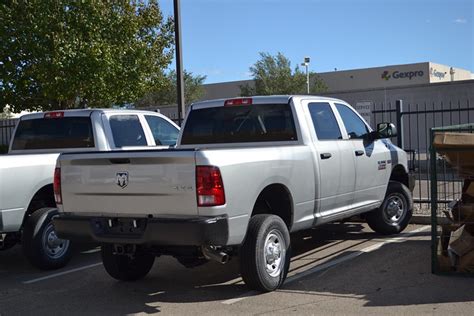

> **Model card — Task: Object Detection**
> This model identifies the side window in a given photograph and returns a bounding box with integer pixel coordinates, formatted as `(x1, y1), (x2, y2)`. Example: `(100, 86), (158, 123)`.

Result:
(335, 103), (369, 139)
(145, 115), (179, 146)
(308, 102), (342, 140)
(109, 115), (147, 147)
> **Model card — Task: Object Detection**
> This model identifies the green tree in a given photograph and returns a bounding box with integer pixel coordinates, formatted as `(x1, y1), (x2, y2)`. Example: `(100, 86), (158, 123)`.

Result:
(136, 70), (206, 107)
(0, 0), (174, 113)
(240, 52), (327, 96)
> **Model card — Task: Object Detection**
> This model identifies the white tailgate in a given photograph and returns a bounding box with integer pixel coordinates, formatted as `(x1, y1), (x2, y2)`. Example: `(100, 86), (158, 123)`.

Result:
(60, 150), (197, 217)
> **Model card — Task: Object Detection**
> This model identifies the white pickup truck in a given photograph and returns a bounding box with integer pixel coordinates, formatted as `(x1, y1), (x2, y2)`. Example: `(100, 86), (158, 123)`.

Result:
(53, 96), (414, 291)
(0, 109), (179, 269)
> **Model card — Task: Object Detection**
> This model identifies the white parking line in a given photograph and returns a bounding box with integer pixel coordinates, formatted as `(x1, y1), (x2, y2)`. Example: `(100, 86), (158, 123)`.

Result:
(22, 262), (103, 284)
(221, 226), (430, 305)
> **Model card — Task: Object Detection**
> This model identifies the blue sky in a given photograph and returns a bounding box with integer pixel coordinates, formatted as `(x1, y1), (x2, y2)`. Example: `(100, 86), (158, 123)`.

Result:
(160, 0), (473, 83)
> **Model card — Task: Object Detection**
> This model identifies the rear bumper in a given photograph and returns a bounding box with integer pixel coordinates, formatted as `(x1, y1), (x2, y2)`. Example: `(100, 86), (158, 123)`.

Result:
(53, 214), (229, 246)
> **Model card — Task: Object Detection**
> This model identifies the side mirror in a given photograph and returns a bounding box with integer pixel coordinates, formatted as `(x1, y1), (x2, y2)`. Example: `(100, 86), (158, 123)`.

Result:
(376, 122), (397, 138)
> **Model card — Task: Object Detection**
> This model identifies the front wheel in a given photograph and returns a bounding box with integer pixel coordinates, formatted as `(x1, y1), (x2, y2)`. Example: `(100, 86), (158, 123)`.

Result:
(366, 181), (413, 235)
(22, 207), (73, 270)
(240, 214), (291, 292)
(101, 244), (155, 281)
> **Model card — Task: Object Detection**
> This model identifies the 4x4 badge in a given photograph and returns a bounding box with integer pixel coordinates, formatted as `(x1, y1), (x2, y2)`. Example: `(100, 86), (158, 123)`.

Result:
(116, 172), (129, 188)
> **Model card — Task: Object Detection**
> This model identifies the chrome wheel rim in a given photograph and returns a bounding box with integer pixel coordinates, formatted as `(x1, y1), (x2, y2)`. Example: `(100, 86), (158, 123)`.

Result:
(42, 223), (70, 259)
(263, 229), (285, 277)
(383, 193), (406, 225)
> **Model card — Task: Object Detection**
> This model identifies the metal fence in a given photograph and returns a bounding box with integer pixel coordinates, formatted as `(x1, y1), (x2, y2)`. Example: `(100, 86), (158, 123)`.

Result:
(372, 99), (474, 214)
(0, 118), (17, 148)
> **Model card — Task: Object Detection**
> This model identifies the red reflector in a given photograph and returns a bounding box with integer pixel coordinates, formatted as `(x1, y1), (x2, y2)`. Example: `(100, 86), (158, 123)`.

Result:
(224, 98), (252, 106)
(44, 111), (64, 119)
(196, 166), (225, 207)
(54, 167), (62, 205)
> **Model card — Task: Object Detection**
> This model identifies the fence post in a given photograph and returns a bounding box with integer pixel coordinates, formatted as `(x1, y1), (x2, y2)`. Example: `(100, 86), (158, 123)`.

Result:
(396, 100), (404, 149)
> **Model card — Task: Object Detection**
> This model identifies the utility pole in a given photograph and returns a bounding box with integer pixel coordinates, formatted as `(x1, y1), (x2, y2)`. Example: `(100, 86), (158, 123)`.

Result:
(173, 0), (185, 125)
(301, 56), (310, 94)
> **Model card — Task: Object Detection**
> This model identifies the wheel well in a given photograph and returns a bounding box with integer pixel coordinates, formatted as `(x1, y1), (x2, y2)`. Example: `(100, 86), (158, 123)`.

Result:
(390, 165), (409, 187)
(25, 184), (55, 218)
(251, 184), (293, 230)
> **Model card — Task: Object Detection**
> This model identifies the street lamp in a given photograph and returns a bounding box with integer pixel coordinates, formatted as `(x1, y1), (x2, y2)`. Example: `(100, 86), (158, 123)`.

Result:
(173, 0), (185, 126)
(301, 56), (310, 94)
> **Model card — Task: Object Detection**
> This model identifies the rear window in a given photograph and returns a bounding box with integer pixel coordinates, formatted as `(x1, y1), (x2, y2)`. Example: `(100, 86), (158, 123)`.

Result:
(11, 117), (95, 150)
(181, 104), (297, 144)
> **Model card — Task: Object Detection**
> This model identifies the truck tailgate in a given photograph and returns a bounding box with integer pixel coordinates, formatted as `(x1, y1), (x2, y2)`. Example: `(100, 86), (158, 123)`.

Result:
(59, 150), (197, 216)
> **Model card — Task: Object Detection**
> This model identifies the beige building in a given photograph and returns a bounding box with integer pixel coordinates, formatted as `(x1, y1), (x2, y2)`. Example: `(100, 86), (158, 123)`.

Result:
(200, 62), (472, 101)
(157, 62), (473, 122)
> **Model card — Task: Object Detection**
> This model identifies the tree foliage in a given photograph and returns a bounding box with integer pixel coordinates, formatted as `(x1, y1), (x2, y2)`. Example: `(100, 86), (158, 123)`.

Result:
(240, 52), (327, 96)
(136, 70), (206, 107)
(0, 0), (174, 112)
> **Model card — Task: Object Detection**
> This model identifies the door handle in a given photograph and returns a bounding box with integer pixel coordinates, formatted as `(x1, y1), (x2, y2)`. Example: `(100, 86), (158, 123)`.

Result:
(320, 153), (332, 159)
(109, 158), (130, 164)
(355, 150), (364, 156)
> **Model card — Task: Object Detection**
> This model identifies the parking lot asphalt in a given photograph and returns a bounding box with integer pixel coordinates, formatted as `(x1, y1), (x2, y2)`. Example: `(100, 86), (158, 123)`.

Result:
(1, 223), (473, 315)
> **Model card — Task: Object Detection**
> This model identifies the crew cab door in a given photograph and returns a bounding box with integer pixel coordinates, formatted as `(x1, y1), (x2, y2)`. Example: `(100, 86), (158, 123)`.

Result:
(334, 103), (390, 209)
(304, 101), (356, 216)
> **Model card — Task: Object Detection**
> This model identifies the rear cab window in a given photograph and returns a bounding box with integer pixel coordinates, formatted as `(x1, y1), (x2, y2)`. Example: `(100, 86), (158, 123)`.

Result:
(11, 116), (95, 150)
(181, 103), (297, 144)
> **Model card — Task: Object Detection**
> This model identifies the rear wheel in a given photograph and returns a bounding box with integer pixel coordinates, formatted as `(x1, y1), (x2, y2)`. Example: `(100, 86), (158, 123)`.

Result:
(101, 244), (155, 281)
(366, 181), (413, 235)
(240, 214), (291, 292)
(22, 207), (73, 270)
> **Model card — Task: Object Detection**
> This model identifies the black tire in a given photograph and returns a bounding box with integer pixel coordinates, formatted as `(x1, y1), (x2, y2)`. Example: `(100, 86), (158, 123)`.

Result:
(366, 181), (413, 235)
(22, 207), (73, 270)
(240, 214), (291, 292)
(101, 244), (155, 281)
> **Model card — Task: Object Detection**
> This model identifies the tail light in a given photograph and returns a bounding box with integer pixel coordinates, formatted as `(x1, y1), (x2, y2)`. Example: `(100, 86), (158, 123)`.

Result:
(54, 167), (62, 205)
(196, 166), (225, 206)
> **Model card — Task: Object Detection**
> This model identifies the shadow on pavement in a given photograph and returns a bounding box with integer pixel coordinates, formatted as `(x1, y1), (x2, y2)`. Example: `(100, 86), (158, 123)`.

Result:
(281, 239), (474, 307)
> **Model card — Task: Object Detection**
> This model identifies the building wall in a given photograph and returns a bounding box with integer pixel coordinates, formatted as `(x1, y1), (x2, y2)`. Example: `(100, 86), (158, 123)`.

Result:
(319, 62), (430, 92)
(428, 62), (472, 83)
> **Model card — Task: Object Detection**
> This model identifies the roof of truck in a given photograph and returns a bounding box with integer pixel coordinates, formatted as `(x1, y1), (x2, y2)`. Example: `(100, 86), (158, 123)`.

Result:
(191, 95), (347, 110)
(19, 108), (163, 120)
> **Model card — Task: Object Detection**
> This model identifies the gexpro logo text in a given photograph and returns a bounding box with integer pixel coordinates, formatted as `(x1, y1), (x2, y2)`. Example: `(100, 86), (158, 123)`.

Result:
(381, 70), (424, 81)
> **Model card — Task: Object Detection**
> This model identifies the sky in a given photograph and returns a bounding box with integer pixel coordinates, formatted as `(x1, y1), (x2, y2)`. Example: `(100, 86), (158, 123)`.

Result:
(159, 0), (473, 84)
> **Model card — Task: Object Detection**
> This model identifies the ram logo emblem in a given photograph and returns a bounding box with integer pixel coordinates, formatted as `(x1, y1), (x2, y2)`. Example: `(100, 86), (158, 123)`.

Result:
(116, 172), (129, 188)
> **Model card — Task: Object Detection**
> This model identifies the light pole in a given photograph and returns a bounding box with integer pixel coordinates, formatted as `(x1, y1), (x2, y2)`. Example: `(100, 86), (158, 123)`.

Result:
(301, 56), (310, 94)
(173, 0), (185, 126)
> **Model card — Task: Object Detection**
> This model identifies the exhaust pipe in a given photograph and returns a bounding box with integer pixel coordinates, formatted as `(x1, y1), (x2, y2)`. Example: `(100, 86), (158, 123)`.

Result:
(202, 246), (229, 264)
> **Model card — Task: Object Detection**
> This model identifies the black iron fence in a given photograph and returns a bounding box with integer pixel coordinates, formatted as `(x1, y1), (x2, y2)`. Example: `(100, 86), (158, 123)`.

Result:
(372, 99), (474, 213)
(0, 118), (17, 150)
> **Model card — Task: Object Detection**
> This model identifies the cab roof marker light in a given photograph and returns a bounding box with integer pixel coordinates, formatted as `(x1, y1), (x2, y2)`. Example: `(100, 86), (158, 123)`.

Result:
(44, 111), (65, 119)
(224, 98), (253, 106)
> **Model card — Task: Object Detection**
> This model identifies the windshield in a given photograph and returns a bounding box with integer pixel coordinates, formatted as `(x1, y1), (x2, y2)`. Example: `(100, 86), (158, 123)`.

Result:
(181, 103), (297, 144)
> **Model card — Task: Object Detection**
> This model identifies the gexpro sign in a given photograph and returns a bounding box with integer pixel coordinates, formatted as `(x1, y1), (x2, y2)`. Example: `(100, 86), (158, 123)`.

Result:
(381, 69), (424, 81)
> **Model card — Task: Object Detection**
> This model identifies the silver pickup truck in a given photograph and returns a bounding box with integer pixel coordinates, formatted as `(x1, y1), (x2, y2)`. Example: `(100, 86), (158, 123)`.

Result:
(0, 109), (179, 269)
(53, 95), (414, 291)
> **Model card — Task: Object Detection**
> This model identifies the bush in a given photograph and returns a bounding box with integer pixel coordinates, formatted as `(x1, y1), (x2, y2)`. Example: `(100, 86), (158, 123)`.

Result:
(0, 145), (8, 154)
